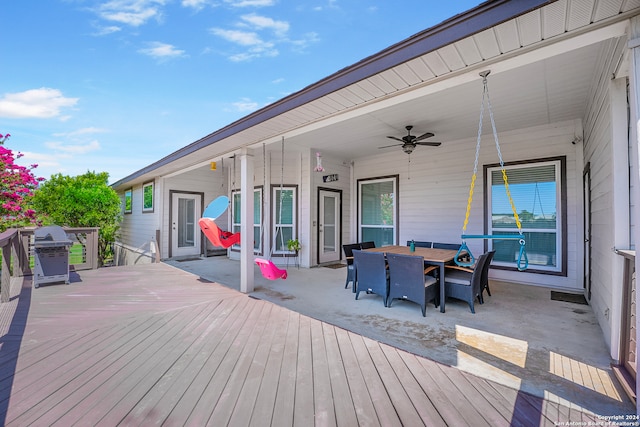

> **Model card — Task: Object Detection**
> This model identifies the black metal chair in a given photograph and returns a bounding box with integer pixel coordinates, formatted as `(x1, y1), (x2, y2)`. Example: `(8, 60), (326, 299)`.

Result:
(353, 249), (389, 307)
(359, 241), (376, 249)
(443, 251), (493, 313)
(387, 253), (439, 316)
(342, 243), (361, 291)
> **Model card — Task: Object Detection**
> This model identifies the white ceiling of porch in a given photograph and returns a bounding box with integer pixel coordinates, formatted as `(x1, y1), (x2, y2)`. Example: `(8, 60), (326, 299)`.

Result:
(115, 0), (638, 186)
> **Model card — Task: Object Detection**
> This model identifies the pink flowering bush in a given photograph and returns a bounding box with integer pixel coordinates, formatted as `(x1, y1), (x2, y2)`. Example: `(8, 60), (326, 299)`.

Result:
(0, 133), (44, 231)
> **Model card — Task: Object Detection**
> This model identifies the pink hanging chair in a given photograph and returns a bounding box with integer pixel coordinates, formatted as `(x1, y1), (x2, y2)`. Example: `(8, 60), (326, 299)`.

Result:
(255, 258), (287, 280)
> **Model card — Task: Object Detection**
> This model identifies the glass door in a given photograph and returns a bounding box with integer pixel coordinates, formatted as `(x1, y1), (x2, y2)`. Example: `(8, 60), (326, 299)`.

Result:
(319, 189), (341, 264)
(171, 192), (201, 257)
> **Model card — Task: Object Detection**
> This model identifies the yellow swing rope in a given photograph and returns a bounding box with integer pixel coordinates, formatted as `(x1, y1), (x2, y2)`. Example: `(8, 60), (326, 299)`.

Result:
(462, 71), (522, 234)
(458, 71), (528, 270)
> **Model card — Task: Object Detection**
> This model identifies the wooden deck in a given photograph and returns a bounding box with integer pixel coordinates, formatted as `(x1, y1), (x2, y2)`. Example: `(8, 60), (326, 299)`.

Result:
(0, 263), (621, 426)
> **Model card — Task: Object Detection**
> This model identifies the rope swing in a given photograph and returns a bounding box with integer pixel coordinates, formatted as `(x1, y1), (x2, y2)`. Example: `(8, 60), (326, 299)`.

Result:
(255, 137), (288, 280)
(456, 70), (528, 271)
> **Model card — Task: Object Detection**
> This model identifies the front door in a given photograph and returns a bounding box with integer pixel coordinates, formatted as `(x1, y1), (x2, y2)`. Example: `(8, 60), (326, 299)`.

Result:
(318, 189), (341, 264)
(171, 192), (202, 258)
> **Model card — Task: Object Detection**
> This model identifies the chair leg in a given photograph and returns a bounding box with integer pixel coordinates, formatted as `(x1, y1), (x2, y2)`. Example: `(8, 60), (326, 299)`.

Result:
(485, 283), (492, 296)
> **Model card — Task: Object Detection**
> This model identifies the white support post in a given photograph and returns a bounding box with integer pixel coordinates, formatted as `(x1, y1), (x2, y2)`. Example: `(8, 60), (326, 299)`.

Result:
(628, 17), (640, 415)
(610, 77), (631, 363)
(240, 148), (255, 293)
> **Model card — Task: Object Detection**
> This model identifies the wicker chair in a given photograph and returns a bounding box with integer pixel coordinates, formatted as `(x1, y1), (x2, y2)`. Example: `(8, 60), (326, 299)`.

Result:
(353, 249), (389, 307)
(387, 253), (439, 316)
(342, 243), (361, 291)
(479, 250), (496, 303)
(359, 241), (376, 249)
(444, 251), (493, 313)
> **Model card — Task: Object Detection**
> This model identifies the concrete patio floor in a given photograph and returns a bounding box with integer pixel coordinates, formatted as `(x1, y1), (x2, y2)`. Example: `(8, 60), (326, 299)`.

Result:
(165, 255), (634, 416)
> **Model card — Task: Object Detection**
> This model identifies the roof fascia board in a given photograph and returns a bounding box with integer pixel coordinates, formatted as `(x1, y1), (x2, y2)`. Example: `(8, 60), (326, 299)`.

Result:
(112, 0), (552, 188)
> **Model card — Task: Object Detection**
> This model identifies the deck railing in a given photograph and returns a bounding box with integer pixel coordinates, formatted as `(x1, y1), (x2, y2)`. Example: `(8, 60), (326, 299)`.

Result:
(615, 249), (636, 403)
(0, 227), (99, 303)
(0, 228), (20, 303)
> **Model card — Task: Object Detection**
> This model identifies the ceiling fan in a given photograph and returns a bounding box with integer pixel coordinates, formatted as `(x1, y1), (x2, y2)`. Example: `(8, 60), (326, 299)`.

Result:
(379, 125), (441, 154)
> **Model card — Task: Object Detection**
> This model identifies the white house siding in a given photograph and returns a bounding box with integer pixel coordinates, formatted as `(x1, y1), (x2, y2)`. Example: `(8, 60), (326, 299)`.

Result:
(581, 36), (630, 354)
(117, 180), (160, 264)
(310, 151), (352, 265)
(353, 119), (582, 290)
(162, 165), (227, 258)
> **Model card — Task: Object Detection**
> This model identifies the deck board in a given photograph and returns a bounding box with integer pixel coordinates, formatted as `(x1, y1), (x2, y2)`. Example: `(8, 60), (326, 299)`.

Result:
(0, 264), (624, 426)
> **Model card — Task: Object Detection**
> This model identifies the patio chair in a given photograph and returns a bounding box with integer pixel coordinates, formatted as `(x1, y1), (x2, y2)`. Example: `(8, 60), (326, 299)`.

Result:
(343, 243), (361, 291)
(360, 241), (376, 249)
(432, 242), (461, 250)
(407, 241), (432, 248)
(479, 250), (496, 303)
(433, 241), (471, 264)
(443, 251), (493, 313)
(353, 249), (389, 306)
(386, 253), (439, 317)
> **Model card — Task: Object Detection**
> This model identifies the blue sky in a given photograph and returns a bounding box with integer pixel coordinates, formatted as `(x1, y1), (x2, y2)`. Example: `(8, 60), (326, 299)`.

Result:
(2, 0), (481, 183)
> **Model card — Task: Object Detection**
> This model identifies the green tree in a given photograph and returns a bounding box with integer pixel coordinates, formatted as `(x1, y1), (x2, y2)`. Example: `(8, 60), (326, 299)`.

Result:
(31, 171), (122, 266)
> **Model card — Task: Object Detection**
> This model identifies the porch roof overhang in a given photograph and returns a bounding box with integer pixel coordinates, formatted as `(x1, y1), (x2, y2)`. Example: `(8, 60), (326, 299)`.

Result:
(112, 0), (638, 190)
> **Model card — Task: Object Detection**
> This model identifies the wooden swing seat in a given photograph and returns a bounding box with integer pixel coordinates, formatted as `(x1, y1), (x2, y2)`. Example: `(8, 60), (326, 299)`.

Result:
(198, 218), (241, 249)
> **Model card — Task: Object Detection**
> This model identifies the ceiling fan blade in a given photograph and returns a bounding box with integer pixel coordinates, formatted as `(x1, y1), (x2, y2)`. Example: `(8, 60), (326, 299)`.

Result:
(415, 141), (442, 147)
(413, 132), (435, 142)
(378, 143), (403, 149)
(386, 135), (406, 143)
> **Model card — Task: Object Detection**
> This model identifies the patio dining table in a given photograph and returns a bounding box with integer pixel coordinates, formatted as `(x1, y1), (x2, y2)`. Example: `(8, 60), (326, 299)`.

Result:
(364, 245), (462, 313)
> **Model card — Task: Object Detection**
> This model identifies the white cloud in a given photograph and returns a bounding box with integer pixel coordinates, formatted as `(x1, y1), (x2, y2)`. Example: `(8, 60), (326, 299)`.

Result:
(139, 42), (187, 60)
(225, 0), (274, 7)
(211, 12), (317, 61)
(240, 14), (289, 36)
(229, 98), (259, 112)
(92, 25), (122, 36)
(97, 0), (167, 27)
(19, 152), (63, 169)
(45, 140), (101, 155)
(181, 0), (209, 9)
(0, 88), (78, 119)
(210, 28), (262, 46)
(54, 127), (108, 138)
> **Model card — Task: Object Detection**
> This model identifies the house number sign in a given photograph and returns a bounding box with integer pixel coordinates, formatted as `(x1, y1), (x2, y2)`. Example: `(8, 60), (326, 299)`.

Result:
(323, 174), (339, 183)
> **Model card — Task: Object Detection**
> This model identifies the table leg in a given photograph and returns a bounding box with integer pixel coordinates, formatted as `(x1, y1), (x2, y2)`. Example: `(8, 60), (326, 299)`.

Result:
(439, 262), (446, 313)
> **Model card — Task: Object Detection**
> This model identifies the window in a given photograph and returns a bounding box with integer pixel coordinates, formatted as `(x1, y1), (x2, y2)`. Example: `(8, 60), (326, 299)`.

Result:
(358, 176), (398, 247)
(486, 158), (565, 273)
(272, 186), (297, 254)
(231, 188), (262, 252)
(142, 181), (154, 213)
(124, 189), (132, 214)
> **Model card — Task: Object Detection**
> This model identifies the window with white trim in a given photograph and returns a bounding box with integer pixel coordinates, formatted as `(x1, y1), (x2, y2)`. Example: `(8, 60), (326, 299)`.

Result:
(486, 158), (564, 273)
(272, 186), (297, 253)
(358, 176), (397, 247)
(231, 188), (262, 252)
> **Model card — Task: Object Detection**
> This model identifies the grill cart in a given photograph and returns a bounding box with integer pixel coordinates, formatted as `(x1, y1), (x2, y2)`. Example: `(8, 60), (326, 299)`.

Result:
(33, 225), (73, 288)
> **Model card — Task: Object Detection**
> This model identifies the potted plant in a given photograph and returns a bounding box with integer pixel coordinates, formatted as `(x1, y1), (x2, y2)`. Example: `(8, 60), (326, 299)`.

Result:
(287, 238), (301, 253)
